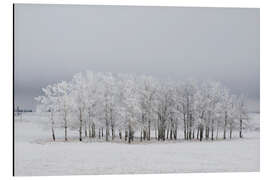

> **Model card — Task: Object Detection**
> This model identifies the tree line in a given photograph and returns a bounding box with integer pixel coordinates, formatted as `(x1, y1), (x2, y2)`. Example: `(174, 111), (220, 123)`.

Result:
(35, 71), (248, 143)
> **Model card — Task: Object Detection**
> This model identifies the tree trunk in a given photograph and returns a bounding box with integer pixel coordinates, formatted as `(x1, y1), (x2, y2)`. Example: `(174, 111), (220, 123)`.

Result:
(223, 111), (227, 139)
(140, 129), (143, 142)
(84, 119), (87, 137)
(91, 123), (95, 138)
(128, 124), (132, 144)
(159, 113), (166, 141)
(119, 130), (122, 140)
(199, 124), (204, 141)
(106, 126), (109, 141)
(147, 119), (151, 141)
(189, 114), (192, 140)
(230, 122), (233, 139)
(125, 130), (128, 141)
(79, 108), (82, 141)
(187, 114), (190, 140)
(143, 129), (146, 140)
(162, 124), (166, 141)
(88, 122), (91, 138)
(196, 127), (199, 140)
(111, 125), (115, 140)
(205, 126), (209, 140)
(110, 108), (114, 140)
(205, 126), (207, 139)
(183, 114), (186, 140)
(174, 127), (177, 140)
(211, 119), (214, 141)
(105, 104), (109, 141)
(158, 114), (161, 140)
(240, 117), (243, 138)
(216, 126), (219, 140)
(50, 111), (55, 141)
(105, 117), (109, 141)
(64, 110), (68, 141)
(170, 118), (173, 140)
(88, 110), (91, 138)
(155, 127), (157, 140)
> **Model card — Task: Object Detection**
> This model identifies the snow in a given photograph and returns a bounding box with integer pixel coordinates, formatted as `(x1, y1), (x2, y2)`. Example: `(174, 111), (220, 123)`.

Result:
(14, 112), (260, 176)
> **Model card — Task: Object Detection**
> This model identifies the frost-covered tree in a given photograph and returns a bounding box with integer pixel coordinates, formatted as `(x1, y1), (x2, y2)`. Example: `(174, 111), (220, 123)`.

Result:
(120, 75), (141, 143)
(177, 80), (197, 140)
(35, 70), (250, 143)
(71, 72), (87, 141)
(83, 71), (101, 138)
(155, 82), (176, 141)
(137, 75), (158, 141)
(99, 72), (118, 141)
(54, 81), (72, 141)
(35, 84), (59, 141)
(219, 86), (231, 139)
(236, 94), (249, 138)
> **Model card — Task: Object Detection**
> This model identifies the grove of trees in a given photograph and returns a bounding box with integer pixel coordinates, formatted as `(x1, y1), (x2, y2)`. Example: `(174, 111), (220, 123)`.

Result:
(35, 71), (248, 143)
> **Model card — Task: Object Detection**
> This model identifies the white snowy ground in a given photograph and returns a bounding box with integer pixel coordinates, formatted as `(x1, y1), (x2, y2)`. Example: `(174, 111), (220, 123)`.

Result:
(14, 112), (260, 176)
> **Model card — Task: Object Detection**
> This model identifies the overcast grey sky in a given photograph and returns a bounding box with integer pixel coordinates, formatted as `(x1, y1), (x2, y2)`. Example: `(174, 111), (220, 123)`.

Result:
(14, 4), (260, 111)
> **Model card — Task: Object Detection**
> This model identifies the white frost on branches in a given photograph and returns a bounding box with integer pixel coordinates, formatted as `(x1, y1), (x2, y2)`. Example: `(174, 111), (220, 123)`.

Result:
(35, 70), (249, 143)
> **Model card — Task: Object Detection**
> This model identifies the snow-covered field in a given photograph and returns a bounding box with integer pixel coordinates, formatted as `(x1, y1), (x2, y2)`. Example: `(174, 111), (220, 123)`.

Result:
(14, 112), (260, 176)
